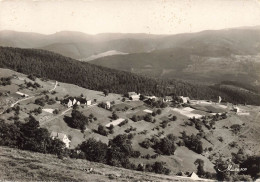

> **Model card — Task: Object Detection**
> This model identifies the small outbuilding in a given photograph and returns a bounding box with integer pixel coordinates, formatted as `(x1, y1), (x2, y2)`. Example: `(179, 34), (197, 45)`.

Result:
(180, 96), (190, 103)
(163, 96), (172, 102)
(188, 172), (200, 180)
(105, 101), (111, 109)
(105, 118), (125, 127)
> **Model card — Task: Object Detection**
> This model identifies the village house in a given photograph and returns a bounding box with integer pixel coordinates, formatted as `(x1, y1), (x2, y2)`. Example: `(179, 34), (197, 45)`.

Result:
(180, 96), (190, 103)
(131, 94), (140, 101)
(86, 99), (91, 106)
(163, 96), (172, 102)
(105, 101), (111, 109)
(65, 97), (92, 107)
(147, 96), (157, 100)
(67, 99), (73, 108)
(72, 98), (77, 105)
(127, 92), (137, 98)
(233, 106), (240, 113)
(128, 92), (140, 101)
(50, 131), (71, 148)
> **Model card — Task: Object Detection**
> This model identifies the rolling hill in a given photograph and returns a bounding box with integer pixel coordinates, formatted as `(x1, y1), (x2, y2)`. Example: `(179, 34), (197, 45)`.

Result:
(0, 30), (164, 59)
(89, 28), (260, 84)
(1, 26), (260, 61)
(1, 27), (260, 85)
(1, 46), (260, 105)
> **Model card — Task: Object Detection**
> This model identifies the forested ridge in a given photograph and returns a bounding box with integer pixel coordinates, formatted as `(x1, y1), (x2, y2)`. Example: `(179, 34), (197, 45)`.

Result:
(0, 47), (259, 105)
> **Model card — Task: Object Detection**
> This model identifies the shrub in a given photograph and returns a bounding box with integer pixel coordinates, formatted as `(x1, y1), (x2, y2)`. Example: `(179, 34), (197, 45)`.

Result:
(97, 125), (108, 136)
(140, 139), (152, 149)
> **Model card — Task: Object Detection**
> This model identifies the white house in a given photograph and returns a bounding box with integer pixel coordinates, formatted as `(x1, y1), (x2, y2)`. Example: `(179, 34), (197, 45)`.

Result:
(188, 172), (200, 180)
(76, 101), (80, 105)
(233, 106), (240, 113)
(50, 131), (71, 148)
(131, 94), (140, 101)
(105, 101), (111, 109)
(72, 98), (77, 105)
(180, 96), (190, 103)
(163, 96), (172, 102)
(67, 99), (73, 108)
(128, 92), (137, 98)
(147, 96), (157, 100)
(86, 100), (91, 106)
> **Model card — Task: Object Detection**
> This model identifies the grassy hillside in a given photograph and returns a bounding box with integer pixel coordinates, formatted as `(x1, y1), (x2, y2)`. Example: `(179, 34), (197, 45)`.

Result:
(0, 146), (196, 181)
(0, 46), (170, 97)
(0, 68), (259, 181)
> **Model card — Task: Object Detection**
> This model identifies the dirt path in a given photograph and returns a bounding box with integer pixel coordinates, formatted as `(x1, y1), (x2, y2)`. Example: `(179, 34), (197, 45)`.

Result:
(40, 103), (98, 126)
(49, 81), (58, 92)
(10, 96), (35, 107)
(40, 107), (72, 126)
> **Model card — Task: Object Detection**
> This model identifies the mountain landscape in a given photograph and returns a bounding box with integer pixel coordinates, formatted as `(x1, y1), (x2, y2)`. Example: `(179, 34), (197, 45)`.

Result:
(1, 27), (260, 85)
(0, 26), (260, 181)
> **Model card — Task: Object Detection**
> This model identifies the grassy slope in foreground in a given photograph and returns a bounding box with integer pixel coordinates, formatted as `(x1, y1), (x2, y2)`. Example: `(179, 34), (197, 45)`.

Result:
(0, 146), (196, 182)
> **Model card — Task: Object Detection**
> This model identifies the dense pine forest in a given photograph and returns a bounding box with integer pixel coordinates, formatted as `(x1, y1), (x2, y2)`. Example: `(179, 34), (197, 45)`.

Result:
(0, 47), (259, 105)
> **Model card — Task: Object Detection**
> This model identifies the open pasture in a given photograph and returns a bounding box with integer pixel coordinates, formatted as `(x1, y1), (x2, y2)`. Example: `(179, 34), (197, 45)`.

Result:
(125, 100), (144, 108)
(112, 102), (132, 110)
(172, 107), (203, 119)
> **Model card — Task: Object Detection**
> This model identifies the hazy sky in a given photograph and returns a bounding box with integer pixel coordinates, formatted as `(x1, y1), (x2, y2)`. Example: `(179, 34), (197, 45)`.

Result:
(0, 0), (260, 35)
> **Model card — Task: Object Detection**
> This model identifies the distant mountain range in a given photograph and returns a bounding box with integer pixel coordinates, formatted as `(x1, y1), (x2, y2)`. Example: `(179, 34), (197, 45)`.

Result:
(1, 26), (260, 84)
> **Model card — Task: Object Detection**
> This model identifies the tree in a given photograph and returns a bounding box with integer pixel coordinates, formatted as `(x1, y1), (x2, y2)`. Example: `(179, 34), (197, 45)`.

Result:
(48, 138), (65, 155)
(171, 115), (177, 121)
(28, 74), (36, 81)
(156, 109), (162, 115)
(232, 148), (247, 164)
(140, 139), (152, 149)
(240, 155), (260, 179)
(139, 94), (145, 100)
(153, 137), (176, 155)
(107, 134), (136, 168)
(112, 112), (119, 120)
(144, 114), (153, 122)
(131, 115), (138, 122)
(97, 125), (108, 136)
(80, 138), (108, 163)
(67, 109), (89, 130)
(194, 159), (205, 177)
(103, 89), (109, 97)
(153, 162), (164, 174)
(214, 158), (232, 181)
(230, 124), (241, 134)
(53, 109), (59, 114)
